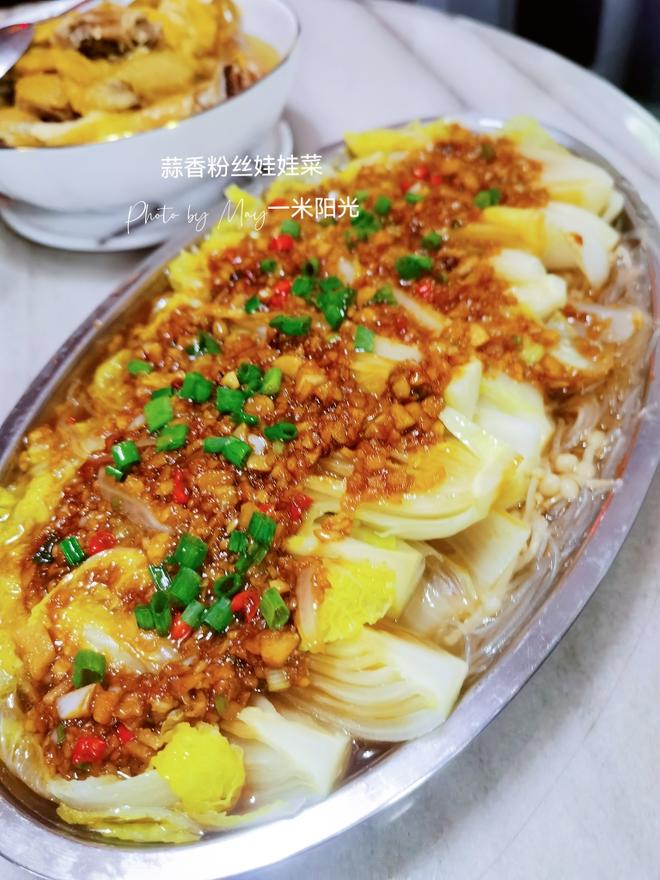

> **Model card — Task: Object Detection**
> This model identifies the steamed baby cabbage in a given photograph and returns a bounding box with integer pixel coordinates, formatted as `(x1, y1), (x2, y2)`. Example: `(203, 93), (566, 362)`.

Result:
(0, 634), (21, 697)
(25, 548), (178, 675)
(225, 697), (350, 797)
(56, 804), (201, 842)
(314, 560), (395, 646)
(306, 429), (516, 541)
(151, 722), (245, 814)
(287, 522), (425, 627)
(445, 510), (530, 614)
(290, 626), (468, 742)
(463, 202), (620, 288)
(491, 248), (567, 321)
(345, 119), (450, 157)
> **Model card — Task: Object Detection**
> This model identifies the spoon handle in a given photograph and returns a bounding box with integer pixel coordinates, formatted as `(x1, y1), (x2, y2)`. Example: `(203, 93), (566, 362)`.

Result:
(0, 24), (34, 79)
(0, 0), (88, 30)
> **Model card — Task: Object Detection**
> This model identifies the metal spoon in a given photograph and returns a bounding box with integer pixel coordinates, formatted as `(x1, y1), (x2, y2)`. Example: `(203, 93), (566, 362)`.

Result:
(0, 0), (137, 79)
(0, 0), (89, 80)
(0, 24), (33, 80)
(0, 0), (89, 31)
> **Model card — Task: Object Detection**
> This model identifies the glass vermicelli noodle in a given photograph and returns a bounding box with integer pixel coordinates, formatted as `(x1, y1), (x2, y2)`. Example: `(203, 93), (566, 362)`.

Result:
(0, 117), (654, 842)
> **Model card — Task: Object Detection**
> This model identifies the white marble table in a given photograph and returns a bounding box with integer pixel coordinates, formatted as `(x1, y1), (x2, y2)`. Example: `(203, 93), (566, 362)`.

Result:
(1, 1), (659, 877)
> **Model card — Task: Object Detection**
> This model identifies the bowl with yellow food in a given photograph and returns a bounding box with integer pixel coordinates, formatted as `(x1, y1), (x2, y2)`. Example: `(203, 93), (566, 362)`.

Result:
(0, 0), (300, 214)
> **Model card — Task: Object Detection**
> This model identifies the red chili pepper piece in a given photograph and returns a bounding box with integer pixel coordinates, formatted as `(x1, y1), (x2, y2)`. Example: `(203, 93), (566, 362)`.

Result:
(416, 279), (435, 302)
(172, 468), (189, 505)
(413, 164), (429, 180)
(400, 180), (414, 195)
(231, 588), (259, 622)
(71, 735), (107, 765)
(430, 173), (443, 186)
(269, 198), (288, 209)
(269, 233), (294, 253)
(269, 293), (287, 309)
(170, 612), (193, 642)
(87, 529), (116, 556)
(116, 722), (135, 745)
(257, 502), (275, 514)
(288, 492), (313, 522)
(273, 279), (291, 295)
(269, 278), (292, 308)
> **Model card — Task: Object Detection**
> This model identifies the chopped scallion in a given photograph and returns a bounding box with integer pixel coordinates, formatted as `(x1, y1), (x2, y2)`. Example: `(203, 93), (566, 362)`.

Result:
(354, 325), (375, 353)
(151, 386), (174, 400)
(186, 331), (221, 358)
(231, 410), (259, 427)
(150, 591), (172, 636)
(168, 567), (202, 608)
(156, 423), (188, 452)
(371, 286), (396, 305)
(421, 230), (444, 250)
(111, 440), (140, 472)
(395, 254), (434, 280)
(244, 296), (262, 314)
(144, 396), (173, 433)
(319, 276), (343, 294)
(135, 604), (155, 629)
(178, 371), (214, 403)
(374, 195), (391, 216)
(216, 386), (246, 415)
(60, 536), (86, 568)
(349, 208), (380, 240)
(181, 600), (205, 628)
(280, 219), (301, 239)
(127, 359), (153, 375)
(292, 276), (315, 299)
(264, 421), (298, 442)
(204, 435), (252, 468)
(228, 529), (248, 555)
(474, 187), (502, 209)
(72, 649), (106, 689)
(173, 533), (208, 570)
(260, 258), (277, 274)
(260, 587), (290, 630)
(269, 315), (311, 336)
(248, 511), (276, 547)
(203, 597), (233, 633)
(105, 465), (126, 482)
(260, 367), (282, 396)
(237, 362), (262, 393)
(317, 283), (354, 330)
(214, 573), (245, 597)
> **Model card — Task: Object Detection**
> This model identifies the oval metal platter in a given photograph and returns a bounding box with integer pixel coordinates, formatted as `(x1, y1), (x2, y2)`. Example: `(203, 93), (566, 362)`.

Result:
(0, 115), (659, 880)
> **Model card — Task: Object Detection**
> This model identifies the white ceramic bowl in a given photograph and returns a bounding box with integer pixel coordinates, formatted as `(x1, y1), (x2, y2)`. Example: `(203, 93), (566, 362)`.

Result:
(0, 0), (300, 213)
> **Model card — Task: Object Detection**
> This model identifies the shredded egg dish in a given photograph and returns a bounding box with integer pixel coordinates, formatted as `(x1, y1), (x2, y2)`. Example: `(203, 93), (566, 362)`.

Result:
(0, 0), (277, 147)
(0, 117), (651, 842)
